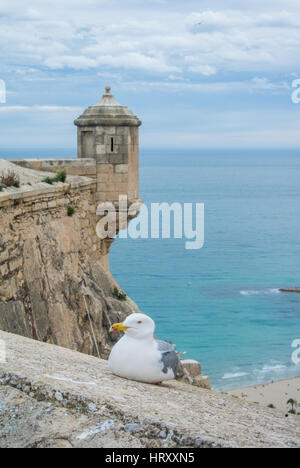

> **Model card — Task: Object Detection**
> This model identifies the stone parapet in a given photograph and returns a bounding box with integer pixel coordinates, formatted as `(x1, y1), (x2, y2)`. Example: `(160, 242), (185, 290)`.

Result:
(11, 159), (97, 178)
(0, 331), (299, 448)
(10, 153), (137, 203)
(0, 176), (96, 210)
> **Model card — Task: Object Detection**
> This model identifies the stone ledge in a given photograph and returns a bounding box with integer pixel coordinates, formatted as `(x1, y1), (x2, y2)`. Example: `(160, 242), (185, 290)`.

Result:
(10, 158), (96, 168)
(0, 178), (96, 209)
(0, 331), (299, 448)
(10, 159), (97, 179)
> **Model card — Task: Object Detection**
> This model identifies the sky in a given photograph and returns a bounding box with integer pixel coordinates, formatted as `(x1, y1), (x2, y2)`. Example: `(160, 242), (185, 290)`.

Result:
(1, 0), (300, 150)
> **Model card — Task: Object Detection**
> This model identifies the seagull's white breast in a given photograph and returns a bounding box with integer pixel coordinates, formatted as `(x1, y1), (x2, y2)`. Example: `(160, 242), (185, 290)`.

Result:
(108, 335), (174, 383)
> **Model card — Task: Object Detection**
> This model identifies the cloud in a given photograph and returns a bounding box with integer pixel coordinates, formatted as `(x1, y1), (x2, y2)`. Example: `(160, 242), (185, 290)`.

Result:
(1, 1), (300, 149)
(122, 77), (290, 94)
(251, 77), (290, 90)
(188, 64), (217, 76)
(44, 56), (98, 70)
(1, 3), (300, 76)
(184, 9), (300, 73)
(186, 9), (300, 31)
(45, 52), (179, 73)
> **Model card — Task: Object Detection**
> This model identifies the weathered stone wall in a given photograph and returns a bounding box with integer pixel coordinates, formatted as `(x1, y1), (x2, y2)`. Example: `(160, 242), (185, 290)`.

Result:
(74, 86), (141, 204)
(0, 179), (139, 358)
(78, 124), (138, 202)
(1, 331), (299, 448)
(11, 158), (96, 178)
(12, 142), (139, 204)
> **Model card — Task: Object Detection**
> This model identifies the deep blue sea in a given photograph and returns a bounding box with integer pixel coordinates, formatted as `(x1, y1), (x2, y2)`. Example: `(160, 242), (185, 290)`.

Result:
(2, 148), (300, 390)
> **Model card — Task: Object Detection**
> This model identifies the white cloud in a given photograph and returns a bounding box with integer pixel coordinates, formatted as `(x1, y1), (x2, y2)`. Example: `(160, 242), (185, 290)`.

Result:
(122, 77), (290, 94)
(1, 3), (300, 76)
(1, 1), (300, 149)
(186, 9), (300, 31)
(168, 74), (185, 81)
(188, 64), (217, 76)
(45, 52), (179, 73)
(251, 77), (290, 90)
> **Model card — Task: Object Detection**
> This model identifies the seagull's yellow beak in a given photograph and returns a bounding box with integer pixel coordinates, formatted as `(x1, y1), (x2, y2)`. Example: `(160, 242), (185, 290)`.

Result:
(110, 322), (129, 332)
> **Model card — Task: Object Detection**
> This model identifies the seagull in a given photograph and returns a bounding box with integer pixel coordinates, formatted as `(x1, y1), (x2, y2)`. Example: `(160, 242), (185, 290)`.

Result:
(108, 313), (179, 384)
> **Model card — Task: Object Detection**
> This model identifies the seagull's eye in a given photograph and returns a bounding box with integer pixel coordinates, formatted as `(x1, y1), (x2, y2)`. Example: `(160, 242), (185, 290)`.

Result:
(137, 321), (142, 324)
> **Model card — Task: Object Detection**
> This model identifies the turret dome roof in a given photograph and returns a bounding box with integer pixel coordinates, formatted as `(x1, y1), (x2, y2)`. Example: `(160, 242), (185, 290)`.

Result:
(74, 86), (141, 127)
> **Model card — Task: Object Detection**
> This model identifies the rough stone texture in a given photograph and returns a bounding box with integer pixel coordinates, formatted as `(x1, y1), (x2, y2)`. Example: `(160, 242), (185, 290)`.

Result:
(178, 359), (211, 390)
(74, 87), (141, 202)
(11, 159), (97, 179)
(0, 176), (139, 359)
(0, 159), (58, 185)
(181, 359), (202, 378)
(0, 331), (299, 448)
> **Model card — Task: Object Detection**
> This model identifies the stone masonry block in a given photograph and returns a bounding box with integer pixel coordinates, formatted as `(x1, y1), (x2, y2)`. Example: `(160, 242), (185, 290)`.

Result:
(97, 183), (107, 192)
(96, 145), (107, 155)
(97, 173), (108, 183)
(96, 164), (113, 174)
(95, 126), (105, 135)
(96, 192), (107, 201)
(96, 135), (105, 144)
(109, 154), (125, 165)
(96, 155), (110, 164)
(113, 174), (123, 183)
(115, 164), (128, 174)
(104, 127), (116, 135)
(116, 183), (128, 193)
(116, 127), (129, 136)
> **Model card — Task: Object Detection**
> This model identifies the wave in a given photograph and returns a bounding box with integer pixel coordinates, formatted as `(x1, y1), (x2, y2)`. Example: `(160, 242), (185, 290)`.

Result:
(220, 361), (299, 389)
(254, 363), (287, 376)
(240, 288), (280, 296)
(222, 372), (249, 380)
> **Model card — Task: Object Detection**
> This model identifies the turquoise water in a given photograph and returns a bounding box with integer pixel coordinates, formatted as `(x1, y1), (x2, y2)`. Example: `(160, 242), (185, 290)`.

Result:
(110, 149), (300, 390)
(2, 148), (300, 390)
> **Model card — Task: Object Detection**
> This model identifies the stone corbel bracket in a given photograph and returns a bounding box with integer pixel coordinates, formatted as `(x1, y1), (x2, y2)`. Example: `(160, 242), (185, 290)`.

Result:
(96, 198), (143, 254)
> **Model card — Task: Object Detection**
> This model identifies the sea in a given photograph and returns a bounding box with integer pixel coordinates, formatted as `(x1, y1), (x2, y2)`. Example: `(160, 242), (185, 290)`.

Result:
(1, 147), (300, 390)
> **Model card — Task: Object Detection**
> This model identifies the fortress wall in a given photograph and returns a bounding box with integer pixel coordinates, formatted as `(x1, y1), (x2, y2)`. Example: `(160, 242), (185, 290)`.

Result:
(0, 178), (138, 355)
(10, 159), (97, 178)
(0, 178), (100, 309)
(93, 126), (133, 202)
(11, 155), (137, 204)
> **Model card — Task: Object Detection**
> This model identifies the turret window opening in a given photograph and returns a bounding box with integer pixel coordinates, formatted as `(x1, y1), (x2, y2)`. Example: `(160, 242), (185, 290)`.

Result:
(111, 137), (114, 152)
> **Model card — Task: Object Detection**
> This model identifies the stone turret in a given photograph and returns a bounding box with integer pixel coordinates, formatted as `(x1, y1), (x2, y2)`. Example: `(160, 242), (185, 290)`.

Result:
(74, 86), (142, 203)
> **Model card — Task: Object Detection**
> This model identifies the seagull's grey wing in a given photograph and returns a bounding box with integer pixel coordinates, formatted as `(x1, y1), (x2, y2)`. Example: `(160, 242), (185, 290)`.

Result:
(156, 340), (179, 376)
(157, 339), (176, 353)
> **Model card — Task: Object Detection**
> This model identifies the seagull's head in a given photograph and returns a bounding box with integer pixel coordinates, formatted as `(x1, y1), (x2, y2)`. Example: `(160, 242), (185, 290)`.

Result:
(110, 313), (155, 339)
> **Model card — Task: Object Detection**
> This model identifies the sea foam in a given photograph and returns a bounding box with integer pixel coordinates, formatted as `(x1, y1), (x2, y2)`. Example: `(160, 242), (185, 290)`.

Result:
(240, 288), (280, 296)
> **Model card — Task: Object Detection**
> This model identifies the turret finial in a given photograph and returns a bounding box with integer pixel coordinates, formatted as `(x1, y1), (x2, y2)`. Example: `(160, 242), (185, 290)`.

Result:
(105, 85), (111, 94)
